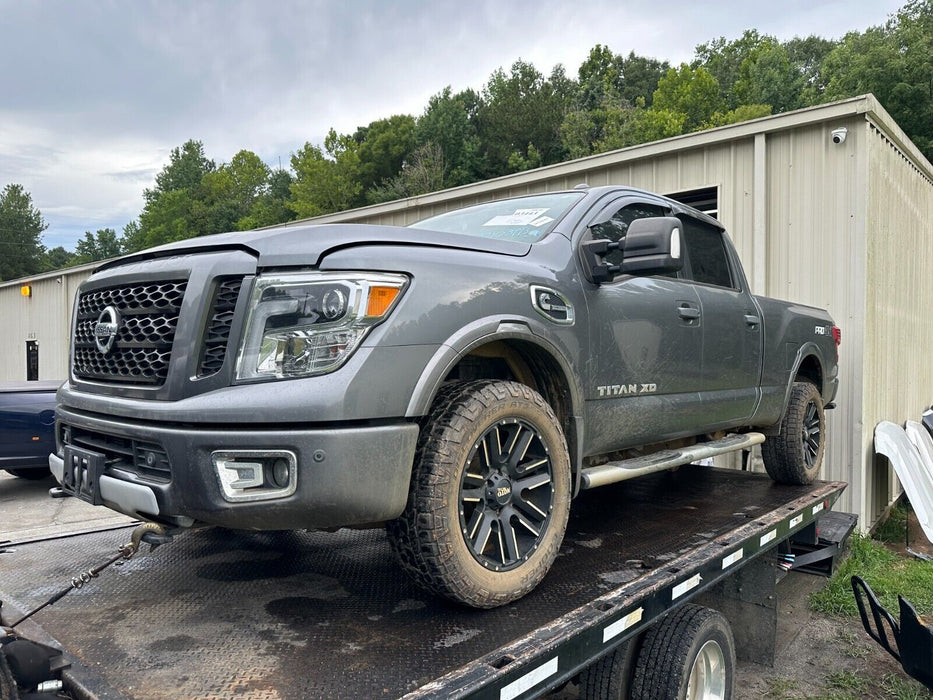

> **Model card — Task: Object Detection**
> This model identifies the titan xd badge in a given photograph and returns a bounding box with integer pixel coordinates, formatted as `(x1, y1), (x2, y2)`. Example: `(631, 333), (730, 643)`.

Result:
(530, 285), (574, 325)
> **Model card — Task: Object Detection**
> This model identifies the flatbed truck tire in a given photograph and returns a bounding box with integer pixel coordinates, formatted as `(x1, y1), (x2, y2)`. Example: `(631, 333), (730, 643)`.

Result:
(762, 381), (825, 485)
(387, 380), (571, 608)
(579, 638), (639, 699)
(629, 604), (735, 700)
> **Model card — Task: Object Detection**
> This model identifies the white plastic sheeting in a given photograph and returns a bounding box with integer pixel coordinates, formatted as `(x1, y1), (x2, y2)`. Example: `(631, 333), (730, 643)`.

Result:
(874, 421), (933, 545)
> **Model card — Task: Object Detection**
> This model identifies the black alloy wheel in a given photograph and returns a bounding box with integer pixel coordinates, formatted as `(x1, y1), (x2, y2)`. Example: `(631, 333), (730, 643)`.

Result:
(459, 418), (555, 571)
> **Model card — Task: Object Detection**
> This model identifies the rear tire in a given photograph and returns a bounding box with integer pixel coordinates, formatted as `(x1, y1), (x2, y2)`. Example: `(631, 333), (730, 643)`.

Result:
(5, 468), (51, 480)
(630, 604), (735, 700)
(762, 381), (825, 485)
(579, 638), (639, 699)
(387, 380), (571, 608)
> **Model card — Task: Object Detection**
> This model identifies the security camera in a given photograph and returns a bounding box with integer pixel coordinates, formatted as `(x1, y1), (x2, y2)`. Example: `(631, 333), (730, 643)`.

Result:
(831, 127), (848, 145)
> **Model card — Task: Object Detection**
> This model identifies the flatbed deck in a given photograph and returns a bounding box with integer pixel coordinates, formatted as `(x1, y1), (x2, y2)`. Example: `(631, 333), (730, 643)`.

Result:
(0, 466), (845, 699)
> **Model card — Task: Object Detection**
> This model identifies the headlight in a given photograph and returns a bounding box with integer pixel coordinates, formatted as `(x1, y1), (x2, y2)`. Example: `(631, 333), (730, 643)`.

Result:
(235, 272), (407, 381)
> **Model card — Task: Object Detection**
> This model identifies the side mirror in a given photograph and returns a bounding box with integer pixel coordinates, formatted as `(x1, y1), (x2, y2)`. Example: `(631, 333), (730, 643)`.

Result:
(620, 217), (685, 276)
(581, 216), (685, 284)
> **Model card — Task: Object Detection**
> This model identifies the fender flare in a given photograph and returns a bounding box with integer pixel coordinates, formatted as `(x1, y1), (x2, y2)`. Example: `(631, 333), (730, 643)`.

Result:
(404, 316), (586, 490)
(778, 342), (829, 417)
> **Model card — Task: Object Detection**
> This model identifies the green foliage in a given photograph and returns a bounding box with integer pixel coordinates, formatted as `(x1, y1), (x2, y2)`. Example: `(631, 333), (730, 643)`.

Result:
(476, 60), (569, 176)
(73, 228), (123, 264)
(368, 142), (446, 203)
(706, 103), (773, 128)
(355, 115), (417, 193)
(809, 534), (933, 617)
(290, 130), (363, 218)
(416, 87), (485, 187)
(43, 246), (76, 270)
(651, 64), (724, 132)
(0, 183), (47, 282)
(821, 2), (933, 159)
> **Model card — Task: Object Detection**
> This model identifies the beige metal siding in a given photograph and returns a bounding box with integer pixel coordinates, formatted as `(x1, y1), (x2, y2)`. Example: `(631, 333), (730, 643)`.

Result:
(863, 121), (933, 525)
(763, 116), (868, 519)
(0, 267), (94, 381)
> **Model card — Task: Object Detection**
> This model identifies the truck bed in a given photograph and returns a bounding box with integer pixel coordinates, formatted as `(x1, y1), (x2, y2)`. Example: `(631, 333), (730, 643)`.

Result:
(0, 466), (845, 699)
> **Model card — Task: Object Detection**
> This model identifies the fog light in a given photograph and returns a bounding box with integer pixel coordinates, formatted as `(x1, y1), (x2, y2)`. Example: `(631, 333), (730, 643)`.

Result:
(271, 458), (290, 489)
(211, 450), (297, 502)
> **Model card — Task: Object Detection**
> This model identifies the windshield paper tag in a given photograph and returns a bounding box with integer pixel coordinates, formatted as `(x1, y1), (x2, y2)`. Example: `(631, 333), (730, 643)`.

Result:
(483, 208), (548, 226)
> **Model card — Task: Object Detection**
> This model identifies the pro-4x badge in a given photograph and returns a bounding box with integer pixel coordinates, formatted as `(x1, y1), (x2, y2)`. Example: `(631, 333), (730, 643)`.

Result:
(530, 285), (574, 325)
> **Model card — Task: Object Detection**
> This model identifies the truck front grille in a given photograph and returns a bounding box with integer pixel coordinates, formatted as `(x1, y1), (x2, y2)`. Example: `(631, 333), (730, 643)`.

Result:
(198, 277), (243, 377)
(63, 424), (172, 482)
(73, 281), (186, 386)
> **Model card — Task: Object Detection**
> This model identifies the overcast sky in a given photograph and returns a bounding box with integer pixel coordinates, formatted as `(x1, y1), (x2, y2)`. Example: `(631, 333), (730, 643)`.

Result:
(0, 0), (906, 251)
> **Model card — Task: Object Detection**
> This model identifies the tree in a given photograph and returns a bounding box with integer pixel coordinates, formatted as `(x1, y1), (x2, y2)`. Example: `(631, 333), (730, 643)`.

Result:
(784, 35), (838, 102)
(43, 246), (76, 270)
(145, 140), (215, 204)
(73, 228), (123, 264)
(354, 115), (417, 194)
(651, 64), (723, 132)
(476, 60), (569, 176)
(416, 87), (485, 186)
(369, 142), (447, 203)
(734, 40), (804, 113)
(237, 168), (295, 230)
(0, 184), (47, 282)
(135, 140), (218, 248)
(694, 30), (768, 110)
(290, 129), (362, 218)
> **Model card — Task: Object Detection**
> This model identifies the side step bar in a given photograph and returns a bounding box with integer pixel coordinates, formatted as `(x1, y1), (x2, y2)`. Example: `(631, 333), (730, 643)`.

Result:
(580, 432), (766, 490)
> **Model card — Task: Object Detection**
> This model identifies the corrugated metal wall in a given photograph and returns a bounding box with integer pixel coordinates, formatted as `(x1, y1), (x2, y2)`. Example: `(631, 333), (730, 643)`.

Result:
(762, 116), (868, 520)
(863, 121), (933, 524)
(0, 265), (94, 382)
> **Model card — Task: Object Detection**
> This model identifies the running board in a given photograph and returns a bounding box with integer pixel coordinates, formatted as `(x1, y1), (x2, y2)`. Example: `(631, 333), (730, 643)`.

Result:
(580, 432), (766, 490)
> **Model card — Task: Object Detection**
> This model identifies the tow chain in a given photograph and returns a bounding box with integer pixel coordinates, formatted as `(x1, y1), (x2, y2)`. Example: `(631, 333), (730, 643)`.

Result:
(9, 522), (171, 629)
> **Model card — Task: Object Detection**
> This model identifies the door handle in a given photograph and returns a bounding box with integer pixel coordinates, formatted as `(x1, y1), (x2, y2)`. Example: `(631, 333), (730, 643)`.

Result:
(678, 306), (701, 320)
(744, 314), (761, 327)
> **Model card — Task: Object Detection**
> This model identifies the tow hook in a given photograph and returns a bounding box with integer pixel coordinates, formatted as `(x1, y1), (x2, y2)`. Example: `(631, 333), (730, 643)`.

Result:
(7, 522), (178, 629)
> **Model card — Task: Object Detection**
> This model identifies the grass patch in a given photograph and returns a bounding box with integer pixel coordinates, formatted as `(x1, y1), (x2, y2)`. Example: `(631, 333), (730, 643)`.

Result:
(875, 502), (910, 544)
(763, 676), (798, 698)
(809, 534), (933, 617)
(880, 673), (933, 699)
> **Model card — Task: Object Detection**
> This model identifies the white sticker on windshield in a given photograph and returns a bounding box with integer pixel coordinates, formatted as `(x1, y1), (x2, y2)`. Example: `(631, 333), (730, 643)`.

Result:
(483, 208), (549, 226)
(529, 215), (554, 227)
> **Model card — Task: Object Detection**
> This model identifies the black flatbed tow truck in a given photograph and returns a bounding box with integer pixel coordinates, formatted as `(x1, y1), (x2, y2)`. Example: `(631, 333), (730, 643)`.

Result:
(1, 466), (848, 699)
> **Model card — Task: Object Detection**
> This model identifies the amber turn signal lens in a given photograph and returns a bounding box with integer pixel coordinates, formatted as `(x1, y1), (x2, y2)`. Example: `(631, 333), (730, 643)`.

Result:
(366, 286), (400, 317)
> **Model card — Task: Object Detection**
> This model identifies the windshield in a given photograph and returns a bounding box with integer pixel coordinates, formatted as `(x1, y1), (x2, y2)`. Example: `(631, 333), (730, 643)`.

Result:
(409, 192), (583, 243)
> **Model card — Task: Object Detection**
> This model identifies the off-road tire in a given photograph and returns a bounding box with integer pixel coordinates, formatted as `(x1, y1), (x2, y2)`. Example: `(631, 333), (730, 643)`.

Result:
(579, 638), (639, 699)
(5, 468), (50, 480)
(630, 604), (735, 700)
(762, 381), (825, 485)
(386, 380), (571, 608)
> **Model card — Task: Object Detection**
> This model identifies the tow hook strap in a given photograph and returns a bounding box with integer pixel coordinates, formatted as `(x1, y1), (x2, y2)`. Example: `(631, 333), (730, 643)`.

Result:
(9, 522), (171, 629)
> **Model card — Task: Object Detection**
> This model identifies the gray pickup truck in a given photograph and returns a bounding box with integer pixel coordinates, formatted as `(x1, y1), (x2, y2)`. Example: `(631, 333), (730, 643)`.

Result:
(52, 185), (839, 607)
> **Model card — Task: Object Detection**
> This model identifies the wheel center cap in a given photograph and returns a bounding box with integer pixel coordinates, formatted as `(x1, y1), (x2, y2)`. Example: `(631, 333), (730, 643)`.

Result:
(487, 475), (513, 506)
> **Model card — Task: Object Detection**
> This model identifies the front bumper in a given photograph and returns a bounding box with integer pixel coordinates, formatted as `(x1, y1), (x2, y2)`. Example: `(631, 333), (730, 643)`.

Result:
(51, 405), (419, 530)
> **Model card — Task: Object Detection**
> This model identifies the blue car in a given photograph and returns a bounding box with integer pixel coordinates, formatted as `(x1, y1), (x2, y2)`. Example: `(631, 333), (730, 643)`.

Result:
(0, 381), (60, 479)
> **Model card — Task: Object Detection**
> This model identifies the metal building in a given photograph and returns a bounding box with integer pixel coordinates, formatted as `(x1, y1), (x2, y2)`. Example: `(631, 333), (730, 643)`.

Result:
(2, 94), (930, 529)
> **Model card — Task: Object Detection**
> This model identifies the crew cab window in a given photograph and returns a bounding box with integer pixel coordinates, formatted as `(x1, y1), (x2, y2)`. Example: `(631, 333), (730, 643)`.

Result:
(681, 217), (734, 288)
(593, 202), (668, 266)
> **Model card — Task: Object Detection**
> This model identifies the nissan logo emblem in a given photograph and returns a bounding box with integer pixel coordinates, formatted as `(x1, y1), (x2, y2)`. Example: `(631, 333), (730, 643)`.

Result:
(94, 305), (121, 355)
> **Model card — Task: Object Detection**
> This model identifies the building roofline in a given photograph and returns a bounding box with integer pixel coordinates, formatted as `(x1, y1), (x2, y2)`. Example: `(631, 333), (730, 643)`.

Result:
(282, 94), (932, 227)
(0, 259), (107, 290)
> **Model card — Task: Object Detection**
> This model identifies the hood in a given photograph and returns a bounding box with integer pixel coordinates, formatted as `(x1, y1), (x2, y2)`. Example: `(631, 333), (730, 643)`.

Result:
(98, 223), (532, 271)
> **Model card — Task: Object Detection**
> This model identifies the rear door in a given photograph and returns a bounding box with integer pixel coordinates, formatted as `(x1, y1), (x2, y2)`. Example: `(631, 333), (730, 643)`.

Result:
(679, 216), (762, 424)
